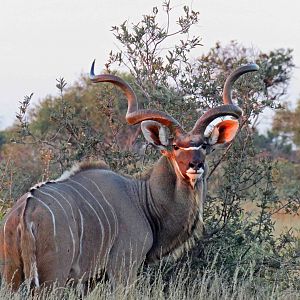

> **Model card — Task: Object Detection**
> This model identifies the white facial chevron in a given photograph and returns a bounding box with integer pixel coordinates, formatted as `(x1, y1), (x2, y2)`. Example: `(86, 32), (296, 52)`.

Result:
(177, 145), (202, 151)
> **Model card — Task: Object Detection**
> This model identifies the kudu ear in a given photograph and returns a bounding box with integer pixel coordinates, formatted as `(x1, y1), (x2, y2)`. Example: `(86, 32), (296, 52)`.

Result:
(208, 119), (239, 146)
(141, 120), (169, 149)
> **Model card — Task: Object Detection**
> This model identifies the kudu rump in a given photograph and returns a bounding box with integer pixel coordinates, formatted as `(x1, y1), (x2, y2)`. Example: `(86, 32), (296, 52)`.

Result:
(0, 63), (258, 290)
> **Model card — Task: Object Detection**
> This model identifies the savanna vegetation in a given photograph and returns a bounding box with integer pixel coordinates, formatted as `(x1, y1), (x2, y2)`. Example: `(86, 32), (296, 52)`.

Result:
(0, 1), (299, 299)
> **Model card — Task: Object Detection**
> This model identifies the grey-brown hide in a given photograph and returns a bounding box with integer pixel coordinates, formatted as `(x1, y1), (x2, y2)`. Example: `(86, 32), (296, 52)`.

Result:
(0, 63), (259, 291)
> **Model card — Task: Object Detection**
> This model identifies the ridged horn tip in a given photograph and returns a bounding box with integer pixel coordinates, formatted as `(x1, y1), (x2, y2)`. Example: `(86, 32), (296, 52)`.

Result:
(246, 63), (259, 72)
(90, 59), (96, 79)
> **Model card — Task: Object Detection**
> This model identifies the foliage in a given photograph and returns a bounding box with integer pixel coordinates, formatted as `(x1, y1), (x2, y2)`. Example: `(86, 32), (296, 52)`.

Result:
(0, 74), (145, 201)
(272, 98), (300, 146)
(196, 133), (300, 286)
(0, 0), (299, 292)
(253, 130), (293, 156)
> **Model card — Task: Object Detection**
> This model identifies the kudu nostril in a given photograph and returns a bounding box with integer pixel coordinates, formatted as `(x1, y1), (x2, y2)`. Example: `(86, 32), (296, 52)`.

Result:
(189, 162), (204, 170)
(197, 162), (204, 169)
(189, 162), (195, 169)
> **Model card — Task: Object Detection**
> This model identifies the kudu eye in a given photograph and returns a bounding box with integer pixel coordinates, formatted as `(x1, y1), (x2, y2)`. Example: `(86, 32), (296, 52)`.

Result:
(173, 145), (179, 150)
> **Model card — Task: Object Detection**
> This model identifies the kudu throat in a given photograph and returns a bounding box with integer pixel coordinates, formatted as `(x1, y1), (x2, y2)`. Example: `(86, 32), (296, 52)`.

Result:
(140, 156), (204, 262)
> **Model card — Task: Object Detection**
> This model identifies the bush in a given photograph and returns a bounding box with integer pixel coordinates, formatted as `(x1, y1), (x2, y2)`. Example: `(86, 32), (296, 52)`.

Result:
(0, 0), (299, 294)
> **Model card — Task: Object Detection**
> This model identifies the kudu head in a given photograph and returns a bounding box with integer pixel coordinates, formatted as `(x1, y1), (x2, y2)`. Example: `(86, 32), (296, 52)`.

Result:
(90, 62), (259, 188)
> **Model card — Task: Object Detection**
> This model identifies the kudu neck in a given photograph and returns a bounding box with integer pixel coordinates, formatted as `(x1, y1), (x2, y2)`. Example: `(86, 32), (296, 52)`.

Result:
(148, 155), (196, 196)
(141, 156), (204, 262)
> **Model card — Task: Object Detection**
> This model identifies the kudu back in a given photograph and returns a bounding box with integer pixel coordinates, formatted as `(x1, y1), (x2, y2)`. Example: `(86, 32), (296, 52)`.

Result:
(0, 63), (258, 291)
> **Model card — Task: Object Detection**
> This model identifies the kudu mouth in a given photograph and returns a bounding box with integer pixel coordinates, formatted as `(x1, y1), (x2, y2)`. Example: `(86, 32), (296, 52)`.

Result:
(186, 167), (205, 188)
(186, 168), (204, 178)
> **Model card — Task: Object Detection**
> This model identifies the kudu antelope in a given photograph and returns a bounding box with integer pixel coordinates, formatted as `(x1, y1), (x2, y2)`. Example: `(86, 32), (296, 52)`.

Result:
(0, 63), (258, 291)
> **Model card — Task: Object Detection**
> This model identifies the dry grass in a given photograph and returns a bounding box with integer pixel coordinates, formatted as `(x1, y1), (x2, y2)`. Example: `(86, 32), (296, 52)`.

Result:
(0, 264), (299, 300)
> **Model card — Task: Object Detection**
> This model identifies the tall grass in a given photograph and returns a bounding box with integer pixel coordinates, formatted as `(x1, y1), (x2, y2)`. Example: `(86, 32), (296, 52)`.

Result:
(1, 261), (299, 300)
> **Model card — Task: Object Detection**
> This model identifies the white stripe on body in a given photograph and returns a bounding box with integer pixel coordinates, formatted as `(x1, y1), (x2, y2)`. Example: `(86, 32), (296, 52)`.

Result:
(29, 222), (40, 288)
(78, 208), (84, 261)
(43, 186), (76, 223)
(44, 185), (85, 270)
(82, 176), (119, 242)
(68, 178), (113, 247)
(30, 196), (58, 252)
(60, 182), (105, 257)
(37, 189), (76, 266)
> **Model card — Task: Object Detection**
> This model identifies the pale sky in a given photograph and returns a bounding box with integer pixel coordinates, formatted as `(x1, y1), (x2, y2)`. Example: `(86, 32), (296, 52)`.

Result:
(1, 0), (299, 131)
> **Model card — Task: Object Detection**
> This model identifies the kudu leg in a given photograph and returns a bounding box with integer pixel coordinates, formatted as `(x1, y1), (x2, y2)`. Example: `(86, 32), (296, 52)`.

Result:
(106, 236), (152, 288)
